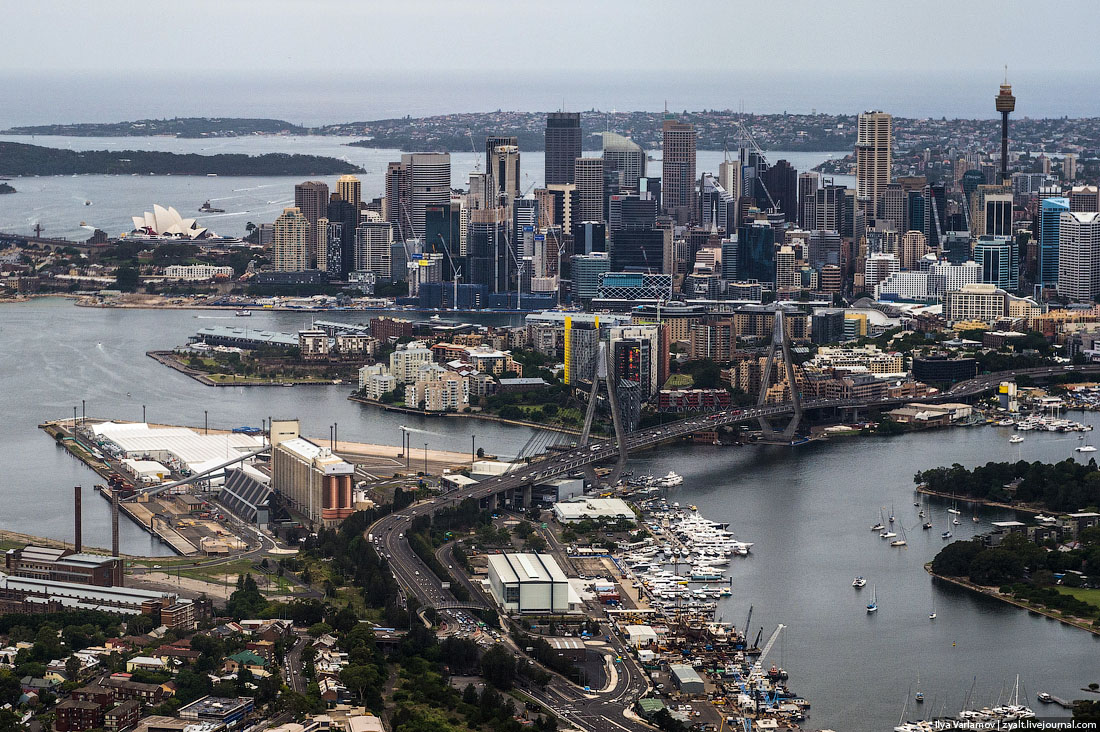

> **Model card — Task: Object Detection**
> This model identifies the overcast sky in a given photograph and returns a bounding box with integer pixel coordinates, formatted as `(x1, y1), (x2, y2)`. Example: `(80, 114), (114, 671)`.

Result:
(8, 0), (1098, 75)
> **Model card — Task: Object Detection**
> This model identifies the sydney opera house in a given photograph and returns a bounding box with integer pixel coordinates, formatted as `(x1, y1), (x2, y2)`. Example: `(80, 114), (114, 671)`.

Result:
(127, 204), (212, 241)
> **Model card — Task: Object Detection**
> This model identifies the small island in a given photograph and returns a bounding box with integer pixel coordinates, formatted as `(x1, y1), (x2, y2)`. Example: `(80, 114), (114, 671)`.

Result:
(0, 182), (14, 194)
(0, 142), (363, 176)
(2, 116), (308, 138)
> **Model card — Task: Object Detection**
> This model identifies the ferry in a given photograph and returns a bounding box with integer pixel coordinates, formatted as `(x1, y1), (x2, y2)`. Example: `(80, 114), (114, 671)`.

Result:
(235, 310), (252, 317)
(1009, 435), (1024, 444)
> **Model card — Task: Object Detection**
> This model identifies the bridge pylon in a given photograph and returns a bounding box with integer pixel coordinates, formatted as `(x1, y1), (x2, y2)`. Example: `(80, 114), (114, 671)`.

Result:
(756, 306), (804, 442)
(579, 340), (629, 486)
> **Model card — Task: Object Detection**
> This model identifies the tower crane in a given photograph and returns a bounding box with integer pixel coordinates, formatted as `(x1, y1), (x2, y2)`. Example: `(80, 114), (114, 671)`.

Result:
(435, 234), (463, 310)
(734, 120), (779, 214)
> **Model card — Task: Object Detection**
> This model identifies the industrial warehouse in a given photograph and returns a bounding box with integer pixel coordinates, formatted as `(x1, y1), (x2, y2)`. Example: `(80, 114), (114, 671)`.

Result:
(485, 553), (581, 614)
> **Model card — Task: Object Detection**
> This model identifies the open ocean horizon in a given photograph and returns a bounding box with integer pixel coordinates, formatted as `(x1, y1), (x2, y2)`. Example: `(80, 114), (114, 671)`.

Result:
(2, 69), (1098, 129)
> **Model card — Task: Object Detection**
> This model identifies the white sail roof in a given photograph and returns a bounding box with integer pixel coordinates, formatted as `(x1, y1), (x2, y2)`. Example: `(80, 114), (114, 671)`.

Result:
(131, 204), (207, 238)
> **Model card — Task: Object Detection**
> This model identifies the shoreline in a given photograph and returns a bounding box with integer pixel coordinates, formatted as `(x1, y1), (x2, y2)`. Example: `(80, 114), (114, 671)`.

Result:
(346, 393), (582, 435)
(925, 564), (1100, 637)
(915, 486), (1049, 515)
(147, 350), (352, 387)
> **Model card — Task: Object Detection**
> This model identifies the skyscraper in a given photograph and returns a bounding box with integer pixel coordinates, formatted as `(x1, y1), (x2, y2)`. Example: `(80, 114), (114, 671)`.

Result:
(974, 235), (1019, 291)
(1069, 185), (1100, 213)
(273, 207), (310, 272)
(402, 153), (451, 241)
(335, 175), (362, 208)
(467, 207), (508, 293)
(1064, 153), (1078, 182)
(488, 143), (521, 208)
(1039, 197), (1069, 286)
(970, 186), (1013, 237)
(574, 157), (606, 223)
(485, 135), (516, 177)
(610, 229), (665, 272)
(855, 111), (892, 219)
(324, 220), (344, 277)
(797, 172), (819, 229)
(737, 221), (776, 284)
(601, 132), (646, 190)
(608, 193), (658, 245)
(882, 183), (906, 234)
(900, 230), (928, 271)
(1058, 211), (1100, 302)
(545, 112), (582, 186)
(661, 117), (696, 223)
(326, 198), (359, 277)
(385, 161), (411, 240)
(354, 220), (393, 278)
(294, 181), (329, 266)
(762, 159), (798, 221)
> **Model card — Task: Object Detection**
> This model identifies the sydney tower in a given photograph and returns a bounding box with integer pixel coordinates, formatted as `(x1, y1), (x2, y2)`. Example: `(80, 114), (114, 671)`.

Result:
(995, 74), (1015, 185)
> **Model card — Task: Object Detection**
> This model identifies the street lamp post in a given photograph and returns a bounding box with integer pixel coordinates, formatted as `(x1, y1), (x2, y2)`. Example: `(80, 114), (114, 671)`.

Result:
(424, 442), (428, 476)
(81, 399), (85, 425)
(204, 410), (208, 435)
(471, 434), (476, 463)
(73, 406), (77, 426)
(142, 404), (146, 423)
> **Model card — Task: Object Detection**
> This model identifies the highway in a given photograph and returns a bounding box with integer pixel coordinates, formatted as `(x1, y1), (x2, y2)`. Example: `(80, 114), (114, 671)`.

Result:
(368, 362), (1100, 730)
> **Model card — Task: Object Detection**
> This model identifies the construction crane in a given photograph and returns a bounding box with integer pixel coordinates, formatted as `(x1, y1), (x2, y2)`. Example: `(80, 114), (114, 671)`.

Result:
(734, 119), (779, 214)
(467, 129), (481, 172)
(436, 234), (463, 310)
(756, 623), (786, 666)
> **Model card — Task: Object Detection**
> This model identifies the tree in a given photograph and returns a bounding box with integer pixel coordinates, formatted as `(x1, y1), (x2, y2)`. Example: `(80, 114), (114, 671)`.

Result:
(174, 669), (212, 704)
(114, 265), (140, 292)
(968, 548), (1024, 586)
(931, 540), (984, 577)
(307, 622), (332, 638)
(340, 664), (381, 706)
(65, 655), (81, 681)
(479, 645), (515, 690)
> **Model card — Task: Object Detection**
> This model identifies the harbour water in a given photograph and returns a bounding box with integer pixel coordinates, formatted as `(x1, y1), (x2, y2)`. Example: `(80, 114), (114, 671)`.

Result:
(0, 134), (851, 240)
(3, 299), (1100, 729)
(629, 427), (1100, 730)
(0, 299), (539, 555)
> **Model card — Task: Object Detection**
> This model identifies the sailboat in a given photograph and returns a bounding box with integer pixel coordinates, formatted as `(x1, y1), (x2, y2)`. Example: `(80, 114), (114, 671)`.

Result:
(871, 508), (886, 532)
(890, 524), (908, 547)
(929, 594), (937, 620)
(889, 503), (896, 524)
(866, 584), (878, 613)
(915, 671), (925, 703)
